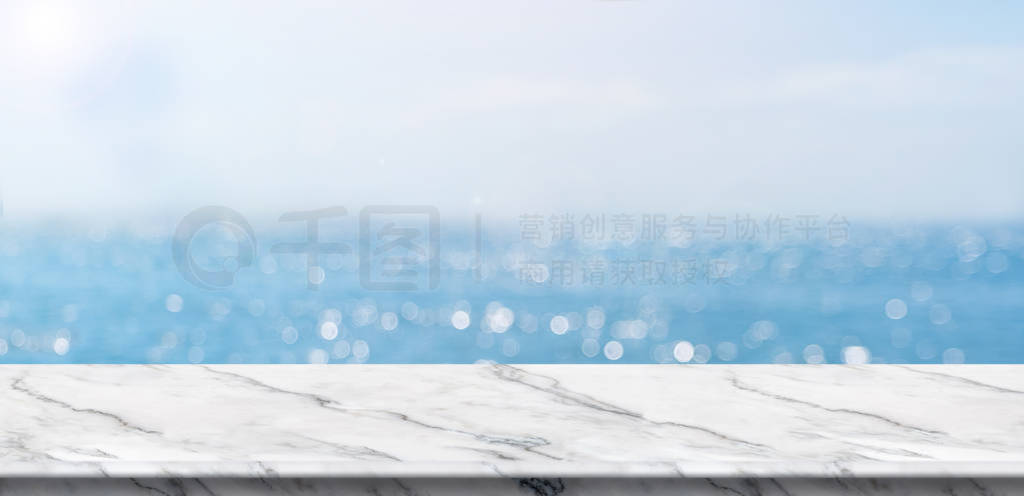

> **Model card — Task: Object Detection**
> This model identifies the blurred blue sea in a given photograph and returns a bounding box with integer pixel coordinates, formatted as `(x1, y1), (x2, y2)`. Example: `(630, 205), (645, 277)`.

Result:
(0, 217), (1021, 364)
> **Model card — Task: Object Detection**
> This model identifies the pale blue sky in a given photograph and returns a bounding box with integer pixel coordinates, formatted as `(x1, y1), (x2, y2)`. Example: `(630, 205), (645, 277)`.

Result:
(1, 0), (1022, 220)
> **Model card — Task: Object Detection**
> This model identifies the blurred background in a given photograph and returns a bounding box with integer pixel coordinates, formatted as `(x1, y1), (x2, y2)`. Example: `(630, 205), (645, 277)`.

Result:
(0, 0), (1021, 364)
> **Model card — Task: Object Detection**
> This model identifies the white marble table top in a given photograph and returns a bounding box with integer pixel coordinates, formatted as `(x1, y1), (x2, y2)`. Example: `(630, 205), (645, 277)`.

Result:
(1, 364), (1022, 478)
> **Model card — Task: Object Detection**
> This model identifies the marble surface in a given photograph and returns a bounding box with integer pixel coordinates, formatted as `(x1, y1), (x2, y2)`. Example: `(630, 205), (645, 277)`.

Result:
(3, 478), (1024, 496)
(2, 364), (1024, 478)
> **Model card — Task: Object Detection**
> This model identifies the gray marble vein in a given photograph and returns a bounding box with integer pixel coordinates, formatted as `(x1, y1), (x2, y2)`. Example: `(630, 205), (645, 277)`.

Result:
(1, 364), (1023, 478)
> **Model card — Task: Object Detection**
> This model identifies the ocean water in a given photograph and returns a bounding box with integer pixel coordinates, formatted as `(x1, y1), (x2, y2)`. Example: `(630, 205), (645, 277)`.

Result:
(0, 216), (1021, 364)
